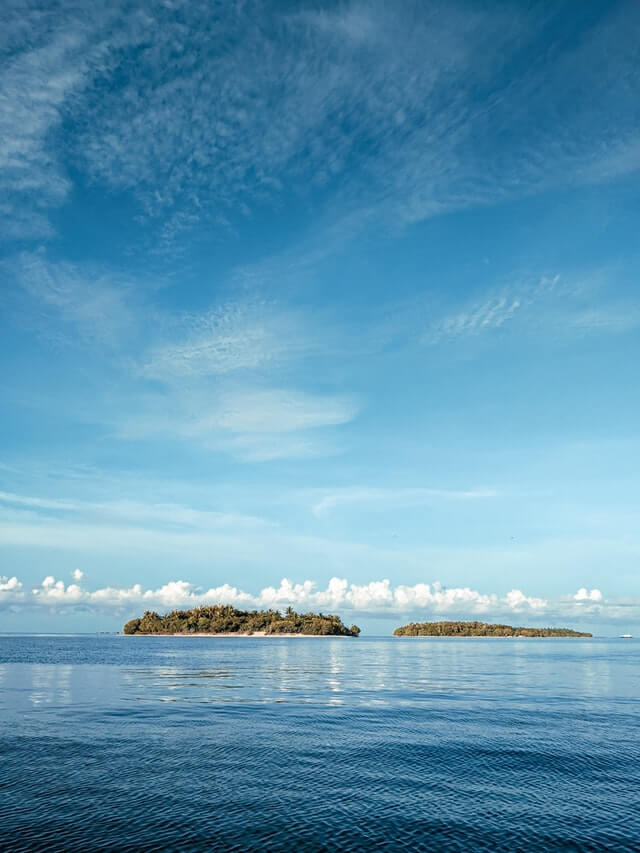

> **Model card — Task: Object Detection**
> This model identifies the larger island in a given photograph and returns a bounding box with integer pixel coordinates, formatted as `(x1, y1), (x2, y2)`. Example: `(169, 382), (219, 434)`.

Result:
(393, 620), (592, 637)
(123, 605), (360, 636)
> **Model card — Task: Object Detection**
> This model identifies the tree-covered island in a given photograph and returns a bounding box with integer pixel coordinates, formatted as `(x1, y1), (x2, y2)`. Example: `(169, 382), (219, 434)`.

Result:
(123, 605), (360, 636)
(393, 620), (592, 637)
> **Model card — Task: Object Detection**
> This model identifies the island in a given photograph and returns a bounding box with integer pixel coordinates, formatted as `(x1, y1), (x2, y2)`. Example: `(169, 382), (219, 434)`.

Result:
(123, 605), (360, 636)
(393, 620), (592, 637)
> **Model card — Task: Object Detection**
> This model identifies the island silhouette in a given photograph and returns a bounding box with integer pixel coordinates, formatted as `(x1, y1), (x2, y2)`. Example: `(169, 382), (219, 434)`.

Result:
(393, 620), (592, 637)
(124, 605), (360, 636)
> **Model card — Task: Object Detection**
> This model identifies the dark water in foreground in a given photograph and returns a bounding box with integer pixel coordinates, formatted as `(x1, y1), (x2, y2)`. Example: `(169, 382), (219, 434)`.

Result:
(1, 636), (638, 852)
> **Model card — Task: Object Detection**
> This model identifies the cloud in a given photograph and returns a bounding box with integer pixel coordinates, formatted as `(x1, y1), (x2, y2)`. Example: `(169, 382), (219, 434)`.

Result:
(574, 588), (603, 603)
(6, 573), (638, 625)
(3, 0), (635, 249)
(6, 252), (135, 347)
(72, 569), (84, 581)
(4, 573), (552, 615)
(423, 275), (560, 345)
(312, 487), (499, 517)
(139, 301), (311, 380)
(0, 490), (81, 512)
(1, 25), (81, 238)
(569, 305), (640, 335)
(0, 3), (126, 240)
(434, 295), (522, 339)
(0, 575), (22, 594)
(117, 388), (359, 460)
(0, 489), (272, 533)
(212, 389), (357, 434)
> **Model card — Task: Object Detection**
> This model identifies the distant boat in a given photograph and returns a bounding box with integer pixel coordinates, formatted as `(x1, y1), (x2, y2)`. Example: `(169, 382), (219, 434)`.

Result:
(620, 633), (633, 639)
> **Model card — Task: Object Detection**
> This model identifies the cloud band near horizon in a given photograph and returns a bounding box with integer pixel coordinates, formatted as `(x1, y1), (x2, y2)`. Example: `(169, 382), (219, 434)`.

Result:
(0, 574), (616, 623)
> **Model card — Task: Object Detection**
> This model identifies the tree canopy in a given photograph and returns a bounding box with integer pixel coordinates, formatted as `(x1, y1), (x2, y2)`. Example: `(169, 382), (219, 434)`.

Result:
(123, 605), (360, 636)
(393, 620), (591, 637)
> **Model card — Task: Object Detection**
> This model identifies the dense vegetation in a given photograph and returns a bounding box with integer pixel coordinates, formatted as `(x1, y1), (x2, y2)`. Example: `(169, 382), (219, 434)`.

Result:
(393, 620), (592, 637)
(123, 605), (360, 636)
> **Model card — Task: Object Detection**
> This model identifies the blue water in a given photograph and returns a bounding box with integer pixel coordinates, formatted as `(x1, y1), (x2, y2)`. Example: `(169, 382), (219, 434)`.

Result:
(1, 636), (638, 852)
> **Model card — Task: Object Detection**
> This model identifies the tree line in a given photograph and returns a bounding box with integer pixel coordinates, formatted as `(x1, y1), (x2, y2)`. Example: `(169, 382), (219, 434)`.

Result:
(124, 605), (360, 636)
(393, 620), (592, 637)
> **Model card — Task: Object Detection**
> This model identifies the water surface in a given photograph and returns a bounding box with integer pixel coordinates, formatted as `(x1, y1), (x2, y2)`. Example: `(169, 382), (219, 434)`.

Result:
(1, 635), (638, 851)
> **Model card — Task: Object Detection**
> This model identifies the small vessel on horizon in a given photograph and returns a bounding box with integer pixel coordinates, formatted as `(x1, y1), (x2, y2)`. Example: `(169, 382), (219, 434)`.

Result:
(620, 633), (633, 639)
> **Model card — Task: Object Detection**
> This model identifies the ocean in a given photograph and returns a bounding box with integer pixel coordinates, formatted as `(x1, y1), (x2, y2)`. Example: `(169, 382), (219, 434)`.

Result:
(1, 635), (638, 851)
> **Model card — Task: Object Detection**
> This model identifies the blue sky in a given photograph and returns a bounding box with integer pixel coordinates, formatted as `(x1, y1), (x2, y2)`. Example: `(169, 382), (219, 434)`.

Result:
(1, 0), (639, 633)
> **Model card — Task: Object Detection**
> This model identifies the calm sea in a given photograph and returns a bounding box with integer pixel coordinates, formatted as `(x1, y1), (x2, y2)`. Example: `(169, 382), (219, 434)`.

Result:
(1, 635), (638, 852)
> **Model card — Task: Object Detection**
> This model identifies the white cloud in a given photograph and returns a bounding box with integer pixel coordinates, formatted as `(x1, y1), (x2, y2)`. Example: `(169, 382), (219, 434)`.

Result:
(0, 27), (81, 237)
(503, 589), (547, 610)
(7, 574), (636, 625)
(312, 487), (499, 517)
(117, 387), (359, 460)
(6, 252), (135, 347)
(569, 306), (640, 334)
(0, 575), (22, 594)
(437, 295), (522, 337)
(139, 301), (313, 380)
(5, 573), (553, 616)
(0, 490), (81, 512)
(72, 569), (84, 581)
(574, 588), (603, 603)
(0, 489), (273, 533)
(3, 2), (639, 246)
(212, 389), (357, 434)
(424, 276), (560, 345)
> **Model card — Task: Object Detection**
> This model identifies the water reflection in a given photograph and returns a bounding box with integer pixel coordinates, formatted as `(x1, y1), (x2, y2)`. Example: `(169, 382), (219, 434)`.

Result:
(1, 636), (639, 852)
(1, 637), (638, 720)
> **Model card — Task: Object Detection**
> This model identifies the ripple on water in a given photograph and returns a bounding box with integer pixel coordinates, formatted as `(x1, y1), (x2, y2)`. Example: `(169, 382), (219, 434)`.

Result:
(0, 636), (639, 851)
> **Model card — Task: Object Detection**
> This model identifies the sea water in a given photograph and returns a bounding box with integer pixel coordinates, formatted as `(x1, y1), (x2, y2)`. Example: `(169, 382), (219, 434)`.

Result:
(0, 635), (638, 851)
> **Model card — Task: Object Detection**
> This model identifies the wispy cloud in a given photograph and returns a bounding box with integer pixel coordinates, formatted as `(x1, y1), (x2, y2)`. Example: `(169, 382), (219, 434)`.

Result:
(117, 387), (359, 460)
(423, 275), (560, 345)
(0, 3), (123, 240)
(139, 301), (314, 380)
(569, 305), (640, 335)
(1, 25), (80, 238)
(5, 251), (135, 347)
(0, 489), (272, 532)
(312, 487), (499, 518)
(3, 1), (636, 246)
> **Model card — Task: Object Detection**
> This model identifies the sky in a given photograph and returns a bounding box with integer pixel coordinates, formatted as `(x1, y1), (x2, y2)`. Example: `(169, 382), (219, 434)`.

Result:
(1, 0), (639, 634)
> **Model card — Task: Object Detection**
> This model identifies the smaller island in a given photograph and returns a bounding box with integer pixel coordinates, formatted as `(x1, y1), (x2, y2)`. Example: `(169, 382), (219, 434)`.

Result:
(123, 605), (360, 637)
(393, 620), (592, 638)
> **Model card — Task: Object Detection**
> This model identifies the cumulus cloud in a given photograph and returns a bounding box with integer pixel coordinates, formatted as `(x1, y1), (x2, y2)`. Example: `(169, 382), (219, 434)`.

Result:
(574, 587), (603, 603)
(72, 569), (84, 581)
(4, 572), (633, 623)
(3, 573), (551, 615)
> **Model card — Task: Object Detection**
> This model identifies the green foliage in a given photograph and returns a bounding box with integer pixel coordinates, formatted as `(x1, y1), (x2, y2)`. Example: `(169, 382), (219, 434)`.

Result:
(123, 605), (360, 636)
(393, 620), (592, 637)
